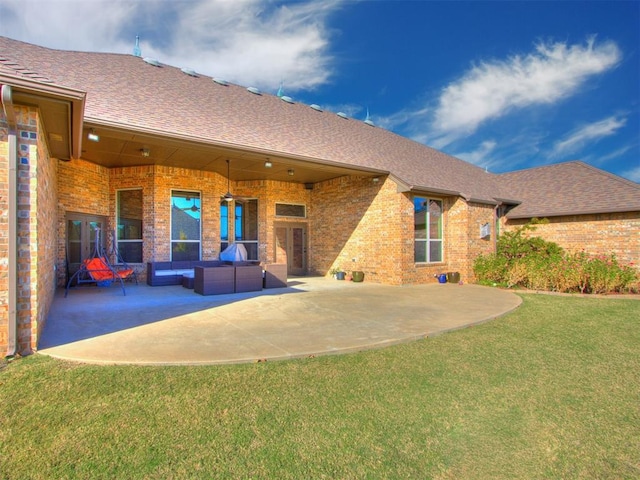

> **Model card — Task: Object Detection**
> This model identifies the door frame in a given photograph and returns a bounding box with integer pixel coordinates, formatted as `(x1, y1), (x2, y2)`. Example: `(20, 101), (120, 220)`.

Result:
(274, 222), (308, 276)
(65, 212), (108, 280)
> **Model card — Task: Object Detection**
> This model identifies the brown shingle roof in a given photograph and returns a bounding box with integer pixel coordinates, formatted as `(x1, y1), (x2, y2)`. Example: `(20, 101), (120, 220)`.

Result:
(2, 36), (637, 216)
(500, 161), (640, 218)
(0, 36), (514, 204)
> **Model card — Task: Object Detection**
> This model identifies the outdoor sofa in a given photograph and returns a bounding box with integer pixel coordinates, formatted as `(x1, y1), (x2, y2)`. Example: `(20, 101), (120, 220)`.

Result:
(147, 260), (225, 286)
(148, 260), (288, 293)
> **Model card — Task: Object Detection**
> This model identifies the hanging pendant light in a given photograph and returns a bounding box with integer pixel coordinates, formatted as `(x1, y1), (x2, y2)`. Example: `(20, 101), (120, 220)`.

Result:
(223, 159), (233, 202)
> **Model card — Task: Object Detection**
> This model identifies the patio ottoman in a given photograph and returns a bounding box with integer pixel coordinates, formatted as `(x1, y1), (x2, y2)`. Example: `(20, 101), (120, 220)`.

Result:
(194, 266), (235, 295)
(234, 264), (263, 293)
(182, 271), (194, 289)
(263, 263), (287, 289)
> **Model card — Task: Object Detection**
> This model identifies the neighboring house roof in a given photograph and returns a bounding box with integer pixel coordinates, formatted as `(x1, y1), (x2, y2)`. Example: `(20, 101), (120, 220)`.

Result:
(500, 161), (640, 218)
(0, 36), (514, 205)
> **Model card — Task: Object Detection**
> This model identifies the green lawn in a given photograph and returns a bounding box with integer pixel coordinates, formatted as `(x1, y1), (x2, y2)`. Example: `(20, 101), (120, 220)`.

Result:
(1, 294), (639, 479)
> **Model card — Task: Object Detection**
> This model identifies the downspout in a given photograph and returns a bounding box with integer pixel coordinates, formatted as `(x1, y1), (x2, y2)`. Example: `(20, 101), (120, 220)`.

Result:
(1, 85), (17, 357)
(493, 203), (501, 254)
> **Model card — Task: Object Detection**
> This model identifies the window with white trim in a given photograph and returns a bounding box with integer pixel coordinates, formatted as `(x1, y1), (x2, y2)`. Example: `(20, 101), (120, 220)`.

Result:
(414, 196), (443, 263)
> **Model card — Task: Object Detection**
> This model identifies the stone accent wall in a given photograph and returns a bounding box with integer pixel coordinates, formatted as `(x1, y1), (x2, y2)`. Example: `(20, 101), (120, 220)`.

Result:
(0, 115), (9, 352)
(14, 107), (40, 353)
(31, 113), (58, 351)
(504, 212), (640, 268)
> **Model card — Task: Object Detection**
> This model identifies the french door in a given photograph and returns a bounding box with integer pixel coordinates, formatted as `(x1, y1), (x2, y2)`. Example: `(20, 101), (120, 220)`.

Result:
(66, 213), (107, 279)
(275, 223), (307, 276)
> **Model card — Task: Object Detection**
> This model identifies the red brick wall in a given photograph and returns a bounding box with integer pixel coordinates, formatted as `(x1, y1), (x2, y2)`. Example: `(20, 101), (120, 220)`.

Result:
(0, 106), (58, 353)
(57, 158), (110, 285)
(309, 176), (406, 284)
(504, 212), (640, 268)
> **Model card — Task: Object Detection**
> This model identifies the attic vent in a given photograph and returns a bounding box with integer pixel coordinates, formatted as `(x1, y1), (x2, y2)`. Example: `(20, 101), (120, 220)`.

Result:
(336, 112), (348, 119)
(181, 67), (197, 77)
(310, 104), (323, 112)
(364, 119), (375, 126)
(247, 86), (261, 95)
(143, 57), (161, 67)
(280, 95), (294, 104)
(213, 78), (229, 86)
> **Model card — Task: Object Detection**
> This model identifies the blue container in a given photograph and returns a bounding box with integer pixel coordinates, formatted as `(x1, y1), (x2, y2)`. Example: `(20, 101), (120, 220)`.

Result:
(437, 274), (447, 284)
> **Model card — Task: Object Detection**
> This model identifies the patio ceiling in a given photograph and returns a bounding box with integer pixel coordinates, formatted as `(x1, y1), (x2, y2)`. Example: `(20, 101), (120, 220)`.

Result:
(80, 123), (383, 185)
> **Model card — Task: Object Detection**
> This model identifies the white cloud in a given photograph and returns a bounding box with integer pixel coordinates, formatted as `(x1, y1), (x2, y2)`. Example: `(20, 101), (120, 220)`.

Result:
(552, 115), (627, 156)
(0, 0), (342, 92)
(451, 140), (498, 169)
(429, 38), (621, 145)
(622, 165), (640, 183)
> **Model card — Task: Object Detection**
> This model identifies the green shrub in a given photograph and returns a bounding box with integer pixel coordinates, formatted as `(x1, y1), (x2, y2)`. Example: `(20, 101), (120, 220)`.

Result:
(473, 220), (639, 294)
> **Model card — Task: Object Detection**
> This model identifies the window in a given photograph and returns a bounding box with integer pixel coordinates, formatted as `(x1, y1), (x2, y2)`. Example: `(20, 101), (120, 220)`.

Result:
(220, 201), (229, 253)
(116, 189), (143, 262)
(236, 199), (258, 260)
(414, 196), (443, 263)
(275, 203), (306, 218)
(171, 190), (201, 261)
(220, 199), (258, 260)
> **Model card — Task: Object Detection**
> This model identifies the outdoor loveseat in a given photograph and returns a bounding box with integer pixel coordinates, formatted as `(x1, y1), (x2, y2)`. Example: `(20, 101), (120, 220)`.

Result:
(146, 260), (225, 286)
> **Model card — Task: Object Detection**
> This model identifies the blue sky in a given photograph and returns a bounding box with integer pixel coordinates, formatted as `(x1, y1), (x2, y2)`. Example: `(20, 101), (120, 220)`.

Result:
(1, 0), (638, 181)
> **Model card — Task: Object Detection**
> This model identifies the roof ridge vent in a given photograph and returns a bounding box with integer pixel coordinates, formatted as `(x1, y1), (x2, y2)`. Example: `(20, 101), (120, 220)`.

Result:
(310, 104), (323, 112)
(364, 108), (375, 126)
(336, 112), (348, 119)
(143, 57), (161, 67)
(247, 86), (262, 95)
(181, 67), (198, 77)
(213, 78), (229, 86)
(280, 95), (294, 104)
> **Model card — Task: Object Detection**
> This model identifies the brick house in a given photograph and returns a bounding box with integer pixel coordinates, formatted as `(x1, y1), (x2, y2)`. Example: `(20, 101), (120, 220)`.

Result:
(1, 36), (639, 355)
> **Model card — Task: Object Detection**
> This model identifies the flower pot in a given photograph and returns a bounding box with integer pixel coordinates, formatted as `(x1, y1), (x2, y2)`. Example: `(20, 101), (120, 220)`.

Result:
(447, 272), (460, 283)
(352, 271), (364, 282)
(336, 271), (346, 280)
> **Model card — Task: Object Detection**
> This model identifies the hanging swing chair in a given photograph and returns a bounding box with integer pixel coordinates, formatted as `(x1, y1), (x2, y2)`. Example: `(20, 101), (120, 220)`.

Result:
(65, 227), (136, 297)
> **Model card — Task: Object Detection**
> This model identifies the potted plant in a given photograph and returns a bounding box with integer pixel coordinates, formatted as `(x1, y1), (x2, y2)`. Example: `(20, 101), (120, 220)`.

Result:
(329, 267), (346, 280)
(351, 270), (365, 282)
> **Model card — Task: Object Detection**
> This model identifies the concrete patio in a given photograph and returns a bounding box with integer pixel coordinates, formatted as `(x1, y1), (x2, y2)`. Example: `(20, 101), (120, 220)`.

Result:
(38, 277), (522, 365)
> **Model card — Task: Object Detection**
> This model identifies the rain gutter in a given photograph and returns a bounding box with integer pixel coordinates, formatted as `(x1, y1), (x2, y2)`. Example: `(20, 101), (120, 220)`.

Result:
(1, 84), (17, 357)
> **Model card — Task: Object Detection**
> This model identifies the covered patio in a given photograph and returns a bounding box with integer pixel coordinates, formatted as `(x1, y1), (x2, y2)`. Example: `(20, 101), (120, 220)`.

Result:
(38, 278), (522, 365)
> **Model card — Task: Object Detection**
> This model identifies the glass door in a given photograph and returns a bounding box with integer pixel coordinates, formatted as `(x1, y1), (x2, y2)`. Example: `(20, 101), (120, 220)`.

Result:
(275, 223), (307, 276)
(66, 213), (107, 279)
